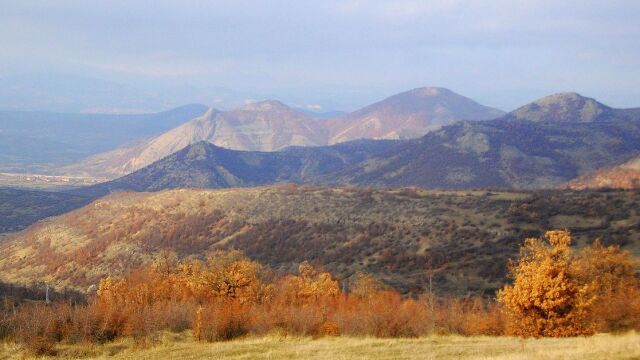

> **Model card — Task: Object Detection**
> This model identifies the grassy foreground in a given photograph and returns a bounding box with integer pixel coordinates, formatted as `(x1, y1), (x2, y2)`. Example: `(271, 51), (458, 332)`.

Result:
(2, 332), (640, 360)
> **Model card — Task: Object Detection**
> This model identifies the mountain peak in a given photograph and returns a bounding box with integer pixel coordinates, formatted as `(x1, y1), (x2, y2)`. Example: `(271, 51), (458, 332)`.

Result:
(509, 92), (611, 123)
(188, 139), (216, 151)
(327, 87), (504, 144)
(408, 87), (452, 97)
(239, 100), (292, 112)
(181, 140), (223, 161)
(533, 92), (597, 106)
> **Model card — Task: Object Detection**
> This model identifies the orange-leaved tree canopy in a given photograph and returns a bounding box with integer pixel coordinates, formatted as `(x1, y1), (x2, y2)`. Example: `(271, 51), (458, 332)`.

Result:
(498, 230), (640, 337)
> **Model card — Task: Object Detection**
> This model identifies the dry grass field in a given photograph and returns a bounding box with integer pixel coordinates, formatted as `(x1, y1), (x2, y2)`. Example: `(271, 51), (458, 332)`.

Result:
(2, 332), (639, 360)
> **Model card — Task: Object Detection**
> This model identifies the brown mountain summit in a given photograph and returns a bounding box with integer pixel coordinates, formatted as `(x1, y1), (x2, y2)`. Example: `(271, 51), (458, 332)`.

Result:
(507, 92), (612, 123)
(327, 87), (504, 143)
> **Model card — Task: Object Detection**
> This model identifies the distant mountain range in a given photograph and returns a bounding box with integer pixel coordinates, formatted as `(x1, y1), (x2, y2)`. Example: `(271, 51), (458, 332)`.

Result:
(4, 87), (639, 192)
(65, 101), (328, 177)
(65, 87), (504, 177)
(70, 92), (640, 195)
(2, 90), (639, 264)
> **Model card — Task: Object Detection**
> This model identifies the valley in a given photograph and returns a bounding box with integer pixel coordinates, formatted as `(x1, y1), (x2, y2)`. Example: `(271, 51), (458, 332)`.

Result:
(0, 172), (105, 190)
(0, 105), (208, 174)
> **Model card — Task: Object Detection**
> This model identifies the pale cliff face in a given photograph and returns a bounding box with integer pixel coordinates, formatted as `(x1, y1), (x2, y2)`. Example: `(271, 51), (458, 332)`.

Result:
(208, 100), (327, 151)
(123, 108), (219, 173)
(68, 103), (328, 176)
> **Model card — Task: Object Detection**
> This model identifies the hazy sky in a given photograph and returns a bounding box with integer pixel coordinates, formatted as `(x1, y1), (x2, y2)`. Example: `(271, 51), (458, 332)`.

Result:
(1, 0), (639, 112)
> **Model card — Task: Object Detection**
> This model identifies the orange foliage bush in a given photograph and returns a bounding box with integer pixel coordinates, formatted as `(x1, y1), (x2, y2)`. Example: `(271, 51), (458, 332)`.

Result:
(341, 290), (429, 337)
(6, 233), (636, 350)
(0, 250), (507, 349)
(194, 301), (253, 341)
(429, 296), (504, 335)
(498, 230), (640, 337)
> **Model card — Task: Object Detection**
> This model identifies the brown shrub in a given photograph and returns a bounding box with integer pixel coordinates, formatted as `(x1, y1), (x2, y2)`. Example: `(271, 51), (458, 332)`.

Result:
(315, 321), (340, 337)
(10, 304), (65, 355)
(330, 291), (431, 337)
(432, 297), (503, 335)
(193, 301), (253, 341)
(359, 291), (429, 337)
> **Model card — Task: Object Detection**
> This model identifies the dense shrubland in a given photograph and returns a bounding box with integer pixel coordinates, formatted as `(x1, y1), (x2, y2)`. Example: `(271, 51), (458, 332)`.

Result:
(3, 187), (640, 297)
(0, 250), (501, 355)
(1, 230), (639, 356)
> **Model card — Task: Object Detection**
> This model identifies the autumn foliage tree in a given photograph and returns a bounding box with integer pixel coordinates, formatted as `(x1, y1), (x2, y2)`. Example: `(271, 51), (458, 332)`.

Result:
(498, 230), (640, 337)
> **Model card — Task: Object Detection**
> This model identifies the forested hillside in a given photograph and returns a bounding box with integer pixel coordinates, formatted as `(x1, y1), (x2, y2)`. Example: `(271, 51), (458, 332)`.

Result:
(2, 186), (638, 295)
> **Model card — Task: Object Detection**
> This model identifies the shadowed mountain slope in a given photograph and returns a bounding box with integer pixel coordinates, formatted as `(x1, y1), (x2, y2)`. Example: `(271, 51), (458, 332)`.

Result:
(0, 188), (91, 233)
(72, 140), (396, 197)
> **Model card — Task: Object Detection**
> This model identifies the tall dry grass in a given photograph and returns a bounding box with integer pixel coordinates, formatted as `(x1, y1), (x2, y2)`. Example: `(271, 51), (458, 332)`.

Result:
(2, 332), (640, 359)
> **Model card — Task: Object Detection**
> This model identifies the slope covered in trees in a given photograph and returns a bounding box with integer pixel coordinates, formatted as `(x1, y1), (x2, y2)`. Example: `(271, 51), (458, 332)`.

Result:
(2, 186), (639, 295)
